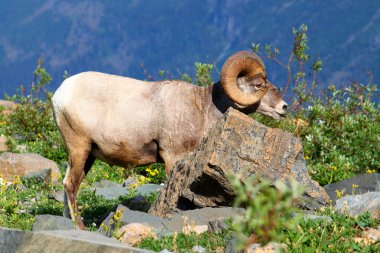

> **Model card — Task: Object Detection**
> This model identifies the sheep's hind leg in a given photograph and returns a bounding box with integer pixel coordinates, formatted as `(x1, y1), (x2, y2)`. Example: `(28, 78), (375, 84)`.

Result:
(63, 154), (95, 219)
(63, 145), (94, 229)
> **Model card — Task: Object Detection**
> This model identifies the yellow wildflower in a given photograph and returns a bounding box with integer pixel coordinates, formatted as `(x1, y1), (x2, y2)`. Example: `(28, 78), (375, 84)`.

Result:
(100, 223), (109, 232)
(352, 184), (359, 189)
(113, 209), (124, 221)
(366, 169), (376, 174)
(304, 155), (310, 161)
(335, 190), (343, 199)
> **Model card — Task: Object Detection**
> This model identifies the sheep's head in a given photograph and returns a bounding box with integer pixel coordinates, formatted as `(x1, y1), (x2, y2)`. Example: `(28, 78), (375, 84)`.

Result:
(220, 51), (288, 119)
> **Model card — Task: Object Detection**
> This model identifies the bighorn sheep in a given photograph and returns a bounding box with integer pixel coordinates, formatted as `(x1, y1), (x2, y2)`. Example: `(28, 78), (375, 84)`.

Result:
(52, 51), (288, 229)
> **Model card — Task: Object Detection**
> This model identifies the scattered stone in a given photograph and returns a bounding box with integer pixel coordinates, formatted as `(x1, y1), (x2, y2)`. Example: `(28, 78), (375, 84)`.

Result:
(22, 168), (52, 184)
(94, 184), (163, 201)
(364, 228), (380, 242)
(302, 214), (333, 225)
(92, 179), (122, 188)
(99, 204), (243, 237)
(244, 242), (287, 253)
(0, 100), (16, 115)
(94, 187), (130, 200)
(99, 205), (168, 237)
(0, 135), (8, 152)
(116, 223), (156, 246)
(122, 195), (152, 212)
(135, 183), (162, 196)
(167, 207), (244, 233)
(354, 228), (380, 245)
(0, 152), (61, 183)
(324, 173), (380, 203)
(49, 190), (65, 203)
(32, 215), (75, 231)
(208, 218), (231, 233)
(149, 109), (329, 218)
(225, 238), (238, 253)
(159, 249), (172, 253)
(15, 144), (28, 153)
(191, 245), (206, 253)
(0, 227), (152, 253)
(334, 192), (380, 219)
(7, 182), (27, 192)
(123, 177), (138, 188)
(183, 225), (208, 235)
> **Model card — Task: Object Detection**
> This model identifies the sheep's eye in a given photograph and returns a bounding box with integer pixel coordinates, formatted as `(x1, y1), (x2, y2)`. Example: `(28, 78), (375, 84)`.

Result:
(255, 83), (263, 89)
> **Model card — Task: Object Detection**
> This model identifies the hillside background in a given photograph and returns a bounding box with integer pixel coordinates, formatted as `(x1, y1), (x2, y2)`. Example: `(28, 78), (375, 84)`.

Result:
(0, 0), (380, 99)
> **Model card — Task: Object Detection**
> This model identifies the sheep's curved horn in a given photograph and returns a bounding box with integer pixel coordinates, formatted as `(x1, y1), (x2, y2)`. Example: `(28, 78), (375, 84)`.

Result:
(221, 51), (269, 106)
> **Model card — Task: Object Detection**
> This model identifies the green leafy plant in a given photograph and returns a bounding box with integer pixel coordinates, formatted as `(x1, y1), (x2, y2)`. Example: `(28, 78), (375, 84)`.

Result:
(195, 62), (214, 87)
(252, 24), (322, 108)
(251, 24), (379, 185)
(230, 175), (304, 250)
(138, 231), (228, 252)
(4, 59), (67, 162)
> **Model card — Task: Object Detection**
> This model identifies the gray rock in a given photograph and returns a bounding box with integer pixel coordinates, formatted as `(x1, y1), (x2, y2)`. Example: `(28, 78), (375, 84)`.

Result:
(32, 215), (75, 231)
(123, 177), (138, 188)
(94, 187), (130, 200)
(22, 168), (51, 184)
(192, 245), (206, 253)
(149, 109), (329, 218)
(94, 184), (162, 201)
(7, 183), (27, 192)
(49, 190), (65, 203)
(92, 179), (122, 188)
(135, 184), (163, 196)
(159, 250), (173, 253)
(99, 205), (243, 238)
(324, 173), (380, 203)
(15, 144), (28, 153)
(225, 238), (238, 253)
(167, 207), (244, 233)
(208, 218), (231, 233)
(0, 227), (152, 253)
(302, 214), (333, 225)
(122, 195), (152, 212)
(334, 191), (380, 218)
(99, 205), (168, 237)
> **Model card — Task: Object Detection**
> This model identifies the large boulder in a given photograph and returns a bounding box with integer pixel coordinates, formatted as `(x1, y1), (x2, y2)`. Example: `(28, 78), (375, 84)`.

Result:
(0, 227), (150, 253)
(149, 108), (329, 217)
(0, 99), (16, 115)
(0, 152), (61, 183)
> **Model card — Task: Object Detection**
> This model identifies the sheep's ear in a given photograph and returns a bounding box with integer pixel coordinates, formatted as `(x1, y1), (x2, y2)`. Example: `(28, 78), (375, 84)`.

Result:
(221, 51), (268, 106)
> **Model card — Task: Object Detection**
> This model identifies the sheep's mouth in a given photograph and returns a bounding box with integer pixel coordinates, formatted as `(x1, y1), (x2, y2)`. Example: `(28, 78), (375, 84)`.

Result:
(276, 112), (286, 118)
(271, 111), (286, 120)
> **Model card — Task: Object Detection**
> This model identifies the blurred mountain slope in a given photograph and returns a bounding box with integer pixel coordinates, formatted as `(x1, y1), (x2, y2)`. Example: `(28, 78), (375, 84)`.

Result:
(0, 0), (379, 98)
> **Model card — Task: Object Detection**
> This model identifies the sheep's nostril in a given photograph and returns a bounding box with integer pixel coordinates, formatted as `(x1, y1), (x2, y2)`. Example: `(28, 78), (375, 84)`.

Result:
(282, 104), (288, 111)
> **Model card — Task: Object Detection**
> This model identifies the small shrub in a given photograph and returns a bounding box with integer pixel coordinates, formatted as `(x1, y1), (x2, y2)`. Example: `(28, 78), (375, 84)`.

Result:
(230, 175), (304, 249)
(252, 24), (379, 185)
(4, 59), (67, 163)
(195, 62), (213, 87)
